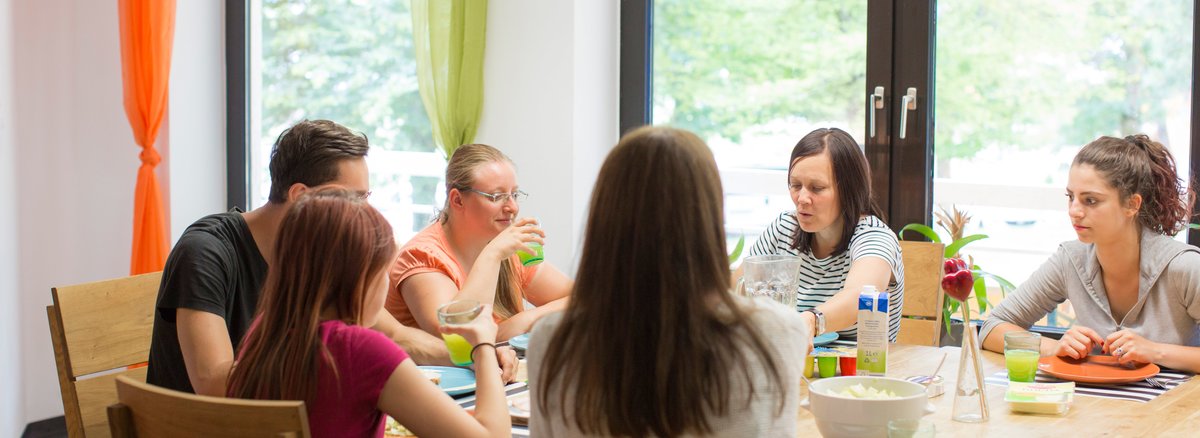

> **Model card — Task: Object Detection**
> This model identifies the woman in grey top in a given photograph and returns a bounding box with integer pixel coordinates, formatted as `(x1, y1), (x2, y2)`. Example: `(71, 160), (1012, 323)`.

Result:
(980, 134), (1200, 373)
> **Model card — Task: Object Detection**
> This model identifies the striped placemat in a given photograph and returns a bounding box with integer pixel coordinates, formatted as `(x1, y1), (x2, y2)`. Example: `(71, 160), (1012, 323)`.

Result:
(827, 339), (858, 348)
(453, 381), (531, 436)
(984, 369), (1193, 403)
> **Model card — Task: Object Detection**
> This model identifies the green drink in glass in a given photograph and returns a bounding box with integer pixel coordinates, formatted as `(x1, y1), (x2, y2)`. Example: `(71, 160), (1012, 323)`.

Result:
(437, 300), (483, 366)
(1004, 331), (1042, 382)
(518, 242), (544, 266)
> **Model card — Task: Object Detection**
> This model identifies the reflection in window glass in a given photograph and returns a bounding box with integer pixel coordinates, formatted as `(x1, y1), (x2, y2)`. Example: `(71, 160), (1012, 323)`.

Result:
(935, 0), (1193, 326)
(252, 0), (444, 242)
(653, 0), (868, 255)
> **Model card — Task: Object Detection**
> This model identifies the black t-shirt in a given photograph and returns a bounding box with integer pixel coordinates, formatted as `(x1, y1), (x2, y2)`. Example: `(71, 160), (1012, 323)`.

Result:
(146, 210), (267, 393)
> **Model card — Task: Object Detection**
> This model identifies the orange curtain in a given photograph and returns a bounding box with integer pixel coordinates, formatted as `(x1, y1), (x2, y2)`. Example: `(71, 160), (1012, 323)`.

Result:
(119, 0), (175, 274)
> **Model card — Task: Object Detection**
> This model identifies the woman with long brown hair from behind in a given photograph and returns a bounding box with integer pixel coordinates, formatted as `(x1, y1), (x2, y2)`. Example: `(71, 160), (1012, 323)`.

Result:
(227, 187), (510, 437)
(527, 126), (809, 437)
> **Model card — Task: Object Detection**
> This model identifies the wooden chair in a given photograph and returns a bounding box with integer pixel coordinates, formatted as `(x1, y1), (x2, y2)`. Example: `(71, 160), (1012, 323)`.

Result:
(896, 241), (945, 346)
(47, 272), (161, 437)
(107, 375), (310, 438)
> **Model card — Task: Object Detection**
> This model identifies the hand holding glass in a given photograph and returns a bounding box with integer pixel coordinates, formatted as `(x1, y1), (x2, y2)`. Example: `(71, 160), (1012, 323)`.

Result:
(438, 300), (484, 366)
(518, 242), (544, 266)
(1004, 331), (1042, 382)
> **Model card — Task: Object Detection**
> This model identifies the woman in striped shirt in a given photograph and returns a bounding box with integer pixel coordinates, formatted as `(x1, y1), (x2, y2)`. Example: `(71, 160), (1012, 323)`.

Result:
(742, 127), (905, 342)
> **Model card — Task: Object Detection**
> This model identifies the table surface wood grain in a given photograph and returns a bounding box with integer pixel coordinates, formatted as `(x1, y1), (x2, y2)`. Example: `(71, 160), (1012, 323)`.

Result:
(796, 344), (1200, 437)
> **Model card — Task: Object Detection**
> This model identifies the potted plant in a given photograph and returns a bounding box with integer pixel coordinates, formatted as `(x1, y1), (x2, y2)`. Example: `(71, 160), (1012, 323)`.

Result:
(898, 206), (1016, 345)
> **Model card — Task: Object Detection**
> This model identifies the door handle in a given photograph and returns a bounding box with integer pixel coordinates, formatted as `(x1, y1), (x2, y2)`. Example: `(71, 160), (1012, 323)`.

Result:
(899, 87), (917, 139)
(869, 86), (885, 138)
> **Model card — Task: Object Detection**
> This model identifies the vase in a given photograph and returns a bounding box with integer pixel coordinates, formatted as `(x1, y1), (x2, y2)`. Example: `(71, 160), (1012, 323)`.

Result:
(951, 319), (989, 423)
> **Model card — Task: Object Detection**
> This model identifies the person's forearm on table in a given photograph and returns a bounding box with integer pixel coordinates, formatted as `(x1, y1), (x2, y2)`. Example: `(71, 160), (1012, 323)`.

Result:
(1147, 343), (1200, 373)
(496, 297), (568, 341)
(373, 308), (452, 366)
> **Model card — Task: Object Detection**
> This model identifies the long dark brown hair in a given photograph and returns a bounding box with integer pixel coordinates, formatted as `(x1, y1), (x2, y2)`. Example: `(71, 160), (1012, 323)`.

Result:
(788, 127), (883, 255)
(537, 126), (787, 437)
(1073, 134), (1197, 235)
(227, 187), (396, 402)
(438, 143), (524, 319)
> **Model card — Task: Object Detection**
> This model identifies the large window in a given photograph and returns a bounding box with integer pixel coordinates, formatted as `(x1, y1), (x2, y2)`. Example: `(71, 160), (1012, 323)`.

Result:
(625, 0), (1200, 329)
(232, 0), (445, 242)
(933, 0), (1194, 325)
(651, 0), (868, 255)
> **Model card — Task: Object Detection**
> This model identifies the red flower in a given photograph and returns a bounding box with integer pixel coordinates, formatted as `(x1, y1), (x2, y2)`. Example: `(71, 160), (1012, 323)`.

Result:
(942, 257), (974, 302)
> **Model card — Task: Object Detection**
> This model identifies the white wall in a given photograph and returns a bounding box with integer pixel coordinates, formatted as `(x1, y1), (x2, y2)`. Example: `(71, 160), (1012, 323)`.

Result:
(13, 0), (135, 423)
(477, 0), (618, 274)
(9, 0), (226, 427)
(168, 0), (227, 239)
(1, 0), (22, 433)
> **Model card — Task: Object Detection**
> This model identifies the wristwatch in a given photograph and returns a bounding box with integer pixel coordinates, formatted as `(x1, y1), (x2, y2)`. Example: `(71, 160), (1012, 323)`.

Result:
(804, 308), (826, 335)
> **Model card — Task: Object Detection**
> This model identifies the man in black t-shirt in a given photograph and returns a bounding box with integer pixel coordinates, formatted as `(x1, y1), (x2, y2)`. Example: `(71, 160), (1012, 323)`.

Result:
(147, 120), (518, 395)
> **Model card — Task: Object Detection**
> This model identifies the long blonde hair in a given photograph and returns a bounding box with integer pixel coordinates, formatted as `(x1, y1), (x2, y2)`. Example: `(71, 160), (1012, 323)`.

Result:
(537, 126), (787, 436)
(439, 143), (523, 319)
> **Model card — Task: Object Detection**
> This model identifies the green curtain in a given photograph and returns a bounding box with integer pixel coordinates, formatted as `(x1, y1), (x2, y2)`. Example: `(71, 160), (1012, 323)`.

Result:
(412, 0), (488, 159)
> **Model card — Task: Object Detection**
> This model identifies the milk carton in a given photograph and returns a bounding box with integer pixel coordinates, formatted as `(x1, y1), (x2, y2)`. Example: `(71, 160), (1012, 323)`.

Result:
(856, 285), (888, 376)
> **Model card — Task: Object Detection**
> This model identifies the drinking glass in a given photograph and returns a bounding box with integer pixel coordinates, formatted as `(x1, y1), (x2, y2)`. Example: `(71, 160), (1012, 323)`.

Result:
(735, 255), (802, 308)
(437, 300), (484, 366)
(518, 242), (544, 266)
(1004, 332), (1042, 382)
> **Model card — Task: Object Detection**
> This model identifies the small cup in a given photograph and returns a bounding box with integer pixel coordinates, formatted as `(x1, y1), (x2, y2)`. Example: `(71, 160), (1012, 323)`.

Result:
(817, 356), (837, 378)
(437, 300), (484, 366)
(1004, 331), (1042, 382)
(518, 242), (544, 266)
(838, 355), (857, 376)
(803, 354), (816, 378)
(887, 418), (935, 437)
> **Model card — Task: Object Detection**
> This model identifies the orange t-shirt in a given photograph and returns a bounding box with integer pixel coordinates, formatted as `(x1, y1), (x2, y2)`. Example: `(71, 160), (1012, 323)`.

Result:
(387, 223), (540, 327)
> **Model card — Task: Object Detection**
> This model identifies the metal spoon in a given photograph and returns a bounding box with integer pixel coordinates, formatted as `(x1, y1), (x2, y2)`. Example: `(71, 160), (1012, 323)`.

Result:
(918, 352), (949, 384)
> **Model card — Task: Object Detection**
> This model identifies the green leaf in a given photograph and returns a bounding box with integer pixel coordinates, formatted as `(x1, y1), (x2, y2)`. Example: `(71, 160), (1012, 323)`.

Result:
(944, 234), (987, 258)
(972, 268), (1016, 294)
(898, 223), (941, 243)
(943, 308), (953, 334)
(973, 276), (989, 314)
(728, 234), (745, 264)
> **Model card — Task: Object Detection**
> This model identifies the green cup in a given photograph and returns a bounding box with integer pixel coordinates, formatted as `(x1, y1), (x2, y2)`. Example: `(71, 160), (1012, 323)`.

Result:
(1004, 331), (1042, 382)
(437, 300), (483, 366)
(817, 356), (838, 378)
(518, 242), (544, 266)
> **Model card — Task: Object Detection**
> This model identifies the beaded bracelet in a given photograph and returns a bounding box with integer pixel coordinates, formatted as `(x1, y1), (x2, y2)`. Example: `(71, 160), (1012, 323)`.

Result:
(470, 342), (497, 360)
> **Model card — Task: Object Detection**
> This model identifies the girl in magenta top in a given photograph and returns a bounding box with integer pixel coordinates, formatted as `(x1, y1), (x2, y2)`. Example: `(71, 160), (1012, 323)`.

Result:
(227, 187), (511, 438)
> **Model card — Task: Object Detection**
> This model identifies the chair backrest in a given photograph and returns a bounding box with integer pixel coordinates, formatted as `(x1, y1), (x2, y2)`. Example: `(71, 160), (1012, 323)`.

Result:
(896, 241), (945, 346)
(108, 375), (311, 438)
(47, 272), (162, 437)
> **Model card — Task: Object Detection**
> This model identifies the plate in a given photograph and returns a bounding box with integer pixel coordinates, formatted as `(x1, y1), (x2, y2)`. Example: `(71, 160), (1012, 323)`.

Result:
(418, 366), (476, 396)
(509, 333), (531, 351)
(1037, 355), (1160, 384)
(508, 391), (531, 426)
(813, 332), (839, 346)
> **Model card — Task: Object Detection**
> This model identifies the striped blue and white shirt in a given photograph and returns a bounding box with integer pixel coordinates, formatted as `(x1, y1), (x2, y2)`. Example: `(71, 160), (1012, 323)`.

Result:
(749, 212), (905, 341)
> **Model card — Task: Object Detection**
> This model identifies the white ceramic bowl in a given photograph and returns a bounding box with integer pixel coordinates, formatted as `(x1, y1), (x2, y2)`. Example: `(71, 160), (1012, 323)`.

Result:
(801, 376), (934, 438)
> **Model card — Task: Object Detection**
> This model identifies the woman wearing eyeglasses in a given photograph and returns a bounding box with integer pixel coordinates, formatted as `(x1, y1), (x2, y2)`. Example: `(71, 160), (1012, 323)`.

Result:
(387, 144), (572, 341)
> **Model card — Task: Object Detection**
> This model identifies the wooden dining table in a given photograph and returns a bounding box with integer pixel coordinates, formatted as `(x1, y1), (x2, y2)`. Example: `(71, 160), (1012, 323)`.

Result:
(796, 344), (1200, 436)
